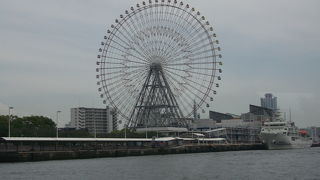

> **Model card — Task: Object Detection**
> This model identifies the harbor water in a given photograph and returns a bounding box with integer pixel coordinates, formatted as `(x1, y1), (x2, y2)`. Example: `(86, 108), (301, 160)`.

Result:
(0, 148), (319, 180)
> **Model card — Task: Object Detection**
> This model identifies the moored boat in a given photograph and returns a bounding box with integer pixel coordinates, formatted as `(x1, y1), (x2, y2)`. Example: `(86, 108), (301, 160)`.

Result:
(260, 121), (312, 150)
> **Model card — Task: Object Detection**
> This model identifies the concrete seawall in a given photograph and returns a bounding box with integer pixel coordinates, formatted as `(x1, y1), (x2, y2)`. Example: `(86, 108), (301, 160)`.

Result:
(0, 144), (266, 162)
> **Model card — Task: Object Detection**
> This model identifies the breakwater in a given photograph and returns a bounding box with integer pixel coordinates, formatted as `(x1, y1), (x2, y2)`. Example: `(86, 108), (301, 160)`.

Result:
(0, 144), (266, 162)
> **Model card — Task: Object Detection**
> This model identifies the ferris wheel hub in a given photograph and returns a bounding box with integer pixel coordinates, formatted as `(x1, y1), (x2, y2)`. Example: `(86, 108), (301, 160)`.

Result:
(150, 62), (162, 71)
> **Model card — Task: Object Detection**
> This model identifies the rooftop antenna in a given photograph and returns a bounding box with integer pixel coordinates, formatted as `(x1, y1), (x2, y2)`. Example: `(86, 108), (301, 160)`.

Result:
(289, 108), (292, 122)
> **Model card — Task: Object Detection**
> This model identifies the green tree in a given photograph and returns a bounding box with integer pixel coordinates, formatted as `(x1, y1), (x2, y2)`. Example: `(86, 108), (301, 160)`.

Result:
(0, 115), (9, 137)
(11, 116), (56, 137)
(59, 129), (92, 138)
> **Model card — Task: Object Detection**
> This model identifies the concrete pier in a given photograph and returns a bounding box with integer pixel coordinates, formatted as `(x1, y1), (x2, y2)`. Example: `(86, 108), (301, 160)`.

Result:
(0, 144), (266, 162)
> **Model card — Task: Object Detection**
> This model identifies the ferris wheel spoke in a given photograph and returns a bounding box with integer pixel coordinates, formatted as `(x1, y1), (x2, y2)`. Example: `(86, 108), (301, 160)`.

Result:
(106, 66), (146, 77)
(103, 68), (144, 82)
(166, 32), (208, 61)
(162, 2), (172, 24)
(128, 8), (155, 58)
(106, 34), (149, 63)
(176, 93), (198, 118)
(164, 70), (206, 105)
(150, 7), (164, 57)
(187, 26), (215, 47)
(103, 67), (148, 86)
(111, 27), (149, 61)
(101, 65), (145, 70)
(102, 77), (125, 87)
(187, 36), (216, 53)
(107, 31), (139, 53)
(107, 31), (138, 52)
(109, 83), (141, 103)
(103, 56), (148, 65)
(164, 68), (213, 97)
(184, 48), (217, 59)
(163, 12), (205, 56)
(185, 26), (211, 46)
(163, 66), (214, 77)
(136, 8), (161, 55)
(109, 82), (140, 104)
(159, 4), (184, 56)
(166, 22), (211, 60)
(165, 78), (194, 115)
(106, 51), (149, 65)
(184, 66), (217, 71)
(118, 17), (151, 59)
(166, 69), (211, 86)
(156, 5), (178, 56)
(166, 61), (217, 67)
(157, 4), (167, 52)
(99, 61), (124, 65)
(161, 13), (198, 58)
(182, 18), (213, 44)
(113, 82), (146, 114)
(146, 6), (197, 60)
(99, 70), (125, 76)
(102, 73), (126, 82)
(182, 55), (218, 63)
(109, 69), (148, 97)
(167, 40), (216, 63)
(137, 11), (155, 54)
(125, 71), (149, 87)
(187, 41), (217, 57)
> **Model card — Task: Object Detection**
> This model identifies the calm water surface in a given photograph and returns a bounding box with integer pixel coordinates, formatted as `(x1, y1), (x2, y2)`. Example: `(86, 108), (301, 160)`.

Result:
(0, 148), (319, 180)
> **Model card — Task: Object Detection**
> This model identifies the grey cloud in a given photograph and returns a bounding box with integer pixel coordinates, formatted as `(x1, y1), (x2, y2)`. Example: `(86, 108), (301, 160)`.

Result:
(1, 0), (319, 127)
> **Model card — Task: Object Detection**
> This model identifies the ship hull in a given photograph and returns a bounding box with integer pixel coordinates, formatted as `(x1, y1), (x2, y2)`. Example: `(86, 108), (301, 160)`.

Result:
(261, 133), (312, 150)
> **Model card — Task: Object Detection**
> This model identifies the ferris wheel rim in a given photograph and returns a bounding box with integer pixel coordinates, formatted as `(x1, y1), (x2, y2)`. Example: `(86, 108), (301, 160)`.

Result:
(96, 1), (222, 121)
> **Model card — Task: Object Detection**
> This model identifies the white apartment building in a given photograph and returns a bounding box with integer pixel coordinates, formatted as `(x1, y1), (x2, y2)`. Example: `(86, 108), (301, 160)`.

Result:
(67, 107), (118, 134)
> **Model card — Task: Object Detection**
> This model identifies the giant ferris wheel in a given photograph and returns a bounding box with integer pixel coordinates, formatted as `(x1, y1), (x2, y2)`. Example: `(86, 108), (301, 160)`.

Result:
(96, 0), (222, 130)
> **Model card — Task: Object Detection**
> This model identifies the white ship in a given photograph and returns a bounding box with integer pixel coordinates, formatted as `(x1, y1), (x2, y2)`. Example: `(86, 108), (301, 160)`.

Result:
(260, 121), (312, 150)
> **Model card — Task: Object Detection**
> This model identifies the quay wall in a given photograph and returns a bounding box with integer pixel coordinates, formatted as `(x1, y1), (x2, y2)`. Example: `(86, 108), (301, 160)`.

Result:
(0, 144), (266, 162)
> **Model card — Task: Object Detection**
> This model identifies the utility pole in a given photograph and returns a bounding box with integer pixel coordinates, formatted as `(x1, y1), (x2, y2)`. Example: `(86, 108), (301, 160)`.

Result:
(124, 124), (127, 139)
(145, 118), (148, 139)
(8, 107), (14, 137)
(56, 111), (61, 138)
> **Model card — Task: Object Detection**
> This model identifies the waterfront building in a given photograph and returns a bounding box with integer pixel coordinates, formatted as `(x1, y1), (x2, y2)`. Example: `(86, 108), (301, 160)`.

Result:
(241, 104), (274, 124)
(307, 126), (320, 143)
(209, 111), (236, 123)
(192, 110), (260, 143)
(191, 117), (260, 143)
(67, 107), (118, 135)
(261, 93), (277, 111)
(192, 119), (216, 130)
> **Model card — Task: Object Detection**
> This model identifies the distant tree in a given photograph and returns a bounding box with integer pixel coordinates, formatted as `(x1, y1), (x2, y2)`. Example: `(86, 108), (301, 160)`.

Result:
(59, 129), (92, 138)
(1, 116), (164, 138)
(0, 115), (56, 137)
(0, 115), (9, 137)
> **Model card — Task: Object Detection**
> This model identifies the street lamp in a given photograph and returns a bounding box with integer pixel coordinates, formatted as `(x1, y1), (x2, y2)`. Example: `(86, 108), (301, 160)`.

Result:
(56, 111), (61, 138)
(8, 107), (14, 138)
(124, 123), (127, 139)
(145, 119), (148, 139)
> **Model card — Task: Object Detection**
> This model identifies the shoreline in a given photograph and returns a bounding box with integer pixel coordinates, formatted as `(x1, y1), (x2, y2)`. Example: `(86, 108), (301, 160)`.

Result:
(0, 144), (266, 163)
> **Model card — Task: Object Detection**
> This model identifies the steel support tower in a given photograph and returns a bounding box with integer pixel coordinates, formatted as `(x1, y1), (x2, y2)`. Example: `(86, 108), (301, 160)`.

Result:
(128, 63), (187, 129)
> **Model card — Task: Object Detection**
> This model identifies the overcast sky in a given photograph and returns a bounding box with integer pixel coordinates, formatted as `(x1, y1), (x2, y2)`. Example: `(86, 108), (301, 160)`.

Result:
(0, 0), (319, 128)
